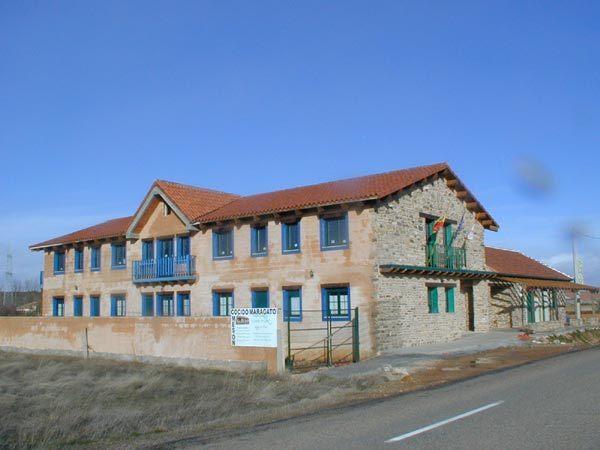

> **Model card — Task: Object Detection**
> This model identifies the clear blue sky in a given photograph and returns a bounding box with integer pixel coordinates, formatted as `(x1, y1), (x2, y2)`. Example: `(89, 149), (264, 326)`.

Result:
(1, 1), (599, 284)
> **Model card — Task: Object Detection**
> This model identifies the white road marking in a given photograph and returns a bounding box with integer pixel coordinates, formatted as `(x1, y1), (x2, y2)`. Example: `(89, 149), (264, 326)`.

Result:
(385, 401), (504, 443)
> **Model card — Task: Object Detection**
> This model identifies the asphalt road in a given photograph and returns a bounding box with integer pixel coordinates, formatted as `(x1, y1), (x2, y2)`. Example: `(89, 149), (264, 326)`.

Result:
(199, 349), (600, 450)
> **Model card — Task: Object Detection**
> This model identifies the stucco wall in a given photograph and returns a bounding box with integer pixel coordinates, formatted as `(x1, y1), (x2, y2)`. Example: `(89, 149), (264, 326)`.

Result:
(372, 177), (491, 350)
(0, 317), (278, 372)
(41, 199), (378, 360)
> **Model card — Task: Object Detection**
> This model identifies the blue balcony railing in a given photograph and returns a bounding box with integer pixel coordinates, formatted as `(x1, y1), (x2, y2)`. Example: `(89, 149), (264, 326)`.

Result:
(133, 256), (196, 283)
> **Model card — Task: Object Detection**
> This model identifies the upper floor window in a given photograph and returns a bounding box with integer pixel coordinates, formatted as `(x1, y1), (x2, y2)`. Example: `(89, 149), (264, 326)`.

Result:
(158, 238), (174, 258)
(111, 242), (126, 269)
(90, 246), (101, 271)
(52, 297), (64, 316)
(321, 286), (350, 321)
(320, 213), (349, 250)
(282, 220), (301, 254)
(213, 229), (233, 260)
(283, 288), (302, 322)
(53, 251), (65, 275)
(164, 203), (172, 216)
(157, 293), (174, 316)
(89, 296), (100, 317)
(142, 240), (154, 261)
(111, 294), (126, 317)
(177, 236), (190, 258)
(251, 225), (268, 257)
(74, 248), (83, 273)
(213, 291), (234, 316)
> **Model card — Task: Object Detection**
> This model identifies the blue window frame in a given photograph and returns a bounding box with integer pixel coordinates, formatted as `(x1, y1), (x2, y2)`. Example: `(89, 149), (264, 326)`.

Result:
(213, 229), (234, 260)
(321, 286), (351, 321)
(282, 220), (301, 254)
(251, 225), (268, 257)
(251, 289), (269, 308)
(89, 296), (100, 317)
(283, 288), (302, 322)
(111, 243), (126, 269)
(320, 213), (349, 250)
(212, 291), (234, 316)
(177, 292), (191, 316)
(90, 246), (101, 271)
(74, 248), (84, 272)
(110, 295), (126, 317)
(157, 238), (174, 258)
(177, 236), (190, 258)
(142, 240), (154, 261)
(73, 296), (83, 316)
(156, 293), (174, 316)
(53, 251), (65, 275)
(141, 293), (154, 316)
(52, 297), (64, 316)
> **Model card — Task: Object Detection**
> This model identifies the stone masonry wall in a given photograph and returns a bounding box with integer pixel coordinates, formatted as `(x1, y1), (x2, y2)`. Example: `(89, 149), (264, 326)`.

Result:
(373, 176), (491, 350)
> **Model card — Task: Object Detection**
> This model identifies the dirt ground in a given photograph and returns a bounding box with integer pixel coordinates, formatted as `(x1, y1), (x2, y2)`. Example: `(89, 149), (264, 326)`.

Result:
(1, 329), (598, 449)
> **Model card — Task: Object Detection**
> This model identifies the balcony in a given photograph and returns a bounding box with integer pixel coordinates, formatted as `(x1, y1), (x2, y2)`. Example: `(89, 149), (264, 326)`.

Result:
(426, 245), (467, 270)
(133, 256), (196, 283)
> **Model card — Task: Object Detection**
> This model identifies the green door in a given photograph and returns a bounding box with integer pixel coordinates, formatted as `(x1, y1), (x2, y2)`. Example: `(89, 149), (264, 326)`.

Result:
(527, 292), (535, 323)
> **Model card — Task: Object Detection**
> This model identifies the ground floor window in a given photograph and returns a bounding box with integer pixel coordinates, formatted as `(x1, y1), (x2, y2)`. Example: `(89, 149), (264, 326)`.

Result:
(445, 287), (455, 313)
(322, 286), (350, 321)
(111, 295), (126, 317)
(213, 291), (234, 316)
(177, 293), (191, 316)
(89, 296), (100, 317)
(283, 288), (302, 322)
(73, 296), (83, 316)
(157, 293), (174, 316)
(251, 289), (269, 308)
(428, 287), (439, 313)
(52, 297), (64, 317)
(142, 293), (154, 316)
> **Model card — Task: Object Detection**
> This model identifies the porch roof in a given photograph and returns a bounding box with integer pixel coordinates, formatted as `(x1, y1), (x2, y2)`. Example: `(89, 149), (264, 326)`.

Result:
(498, 277), (599, 292)
(379, 264), (498, 279)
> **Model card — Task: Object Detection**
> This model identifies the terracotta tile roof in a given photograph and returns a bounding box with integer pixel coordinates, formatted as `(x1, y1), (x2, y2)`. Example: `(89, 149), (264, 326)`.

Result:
(196, 163), (457, 223)
(30, 216), (133, 250)
(485, 246), (572, 281)
(154, 180), (239, 221)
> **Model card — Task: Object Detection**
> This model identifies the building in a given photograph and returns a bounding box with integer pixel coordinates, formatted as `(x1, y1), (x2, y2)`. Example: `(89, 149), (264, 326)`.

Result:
(486, 246), (597, 331)
(31, 162), (506, 359)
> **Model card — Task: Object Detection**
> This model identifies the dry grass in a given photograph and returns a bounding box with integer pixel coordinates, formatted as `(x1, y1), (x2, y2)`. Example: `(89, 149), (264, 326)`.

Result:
(0, 352), (376, 449)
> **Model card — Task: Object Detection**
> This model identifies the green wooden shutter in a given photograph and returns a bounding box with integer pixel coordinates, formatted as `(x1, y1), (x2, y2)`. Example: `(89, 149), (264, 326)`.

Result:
(428, 287), (439, 313)
(446, 287), (455, 313)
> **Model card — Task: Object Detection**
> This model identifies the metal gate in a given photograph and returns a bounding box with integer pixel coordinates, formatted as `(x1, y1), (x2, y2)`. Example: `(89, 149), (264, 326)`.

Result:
(285, 307), (360, 371)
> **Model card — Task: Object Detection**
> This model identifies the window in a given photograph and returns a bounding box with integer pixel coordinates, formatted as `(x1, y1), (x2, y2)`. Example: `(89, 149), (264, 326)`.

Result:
(177, 292), (191, 316)
(158, 238), (174, 258)
(213, 229), (234, 259)
(111, 295), (126, 317)
(283, 288), (302, 322)
(213, 291), (234, 316)
(445, 287), (455, 313)
(111, 243), (126, 269)
(52, 297), (64, 317)
(177, 236), (190, 258)
(74, 248), (83, 273)
(141, 293), (154, 316)
(322, 286), (350, 321)
(142, 240), (154, 261)
(251, 289), (269, 308)
(156, 293), (174, 316)
(73, 296), (83, 316)
(320, 213), (349, 250)
(164, 203), (172, 216)
(54, 251), (65, 275)
(428, 287), (439, 313)
(90, 246), (101, 271)
(251, 225), (268, 257)
(90, 296), (100, 317)
(282, 220), (301, 253)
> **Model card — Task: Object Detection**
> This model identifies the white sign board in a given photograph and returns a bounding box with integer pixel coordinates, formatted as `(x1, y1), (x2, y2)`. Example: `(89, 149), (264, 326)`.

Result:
(230, 308), (277, 348)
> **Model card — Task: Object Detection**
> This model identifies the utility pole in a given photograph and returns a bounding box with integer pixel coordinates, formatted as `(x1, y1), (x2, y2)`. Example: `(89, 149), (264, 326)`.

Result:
(571, 230), (582, 322)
